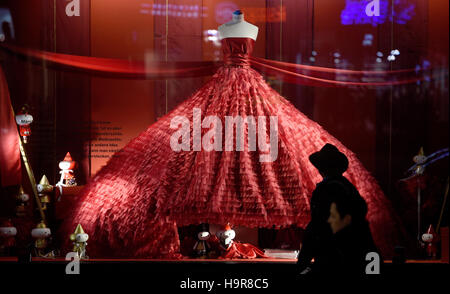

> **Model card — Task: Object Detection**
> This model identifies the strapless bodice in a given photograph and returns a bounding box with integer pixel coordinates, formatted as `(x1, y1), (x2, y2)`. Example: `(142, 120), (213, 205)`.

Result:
(221, 37), (255, 68)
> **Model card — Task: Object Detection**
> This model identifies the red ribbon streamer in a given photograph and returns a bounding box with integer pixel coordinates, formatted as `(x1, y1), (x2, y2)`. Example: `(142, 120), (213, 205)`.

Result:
(1, 44), (220, 79)
(250, 56), (423, 75)
(249, 58), (428, 88)
(0, 43), (433, 87)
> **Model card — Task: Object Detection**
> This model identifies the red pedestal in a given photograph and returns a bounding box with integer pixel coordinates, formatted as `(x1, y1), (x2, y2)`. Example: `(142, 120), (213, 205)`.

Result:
(53, 186), (84, 220)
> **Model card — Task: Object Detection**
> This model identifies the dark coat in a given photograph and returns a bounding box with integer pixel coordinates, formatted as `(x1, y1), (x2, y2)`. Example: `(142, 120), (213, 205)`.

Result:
(296, 175), (368, 272)
(323, 221), (382, 275)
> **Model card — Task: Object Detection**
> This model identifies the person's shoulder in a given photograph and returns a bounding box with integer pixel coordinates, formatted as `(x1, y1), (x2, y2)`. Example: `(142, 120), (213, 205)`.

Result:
(322, 175), (346, 184)
(312, 179), (329, 193)
(333, 175), (355, 187)
(332, 176), (364, 197)
(320, 177), (350, 192)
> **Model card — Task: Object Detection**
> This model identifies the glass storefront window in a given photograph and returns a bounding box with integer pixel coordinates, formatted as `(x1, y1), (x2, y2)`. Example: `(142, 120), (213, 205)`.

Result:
(0, 0), (448, 266)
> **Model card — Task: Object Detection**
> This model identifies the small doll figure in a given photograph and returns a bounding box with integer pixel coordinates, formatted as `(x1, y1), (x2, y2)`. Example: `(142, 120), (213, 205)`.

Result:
(0, 219), (17, 256)
(422, 224), (440, 259)
(36, 175), (53, 210)
(70, 224), (89, 259)
(56, 152), (77, 187)
(217, 223), (236, 252)
(399, 147), (429, 193)
(193, 223), (211, 258)
(413, 147), (427, 176)
(31, 221), (53, 258)
(15, 106), (33, 143)
(15, 186), (30, 217)
(216, 223), (267, 259)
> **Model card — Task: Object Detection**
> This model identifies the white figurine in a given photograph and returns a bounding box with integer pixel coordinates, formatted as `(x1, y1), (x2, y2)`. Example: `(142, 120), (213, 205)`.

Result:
(56, 152), (77, 187)
(15, 106), (33, 143)
(216, 223), (236, 250)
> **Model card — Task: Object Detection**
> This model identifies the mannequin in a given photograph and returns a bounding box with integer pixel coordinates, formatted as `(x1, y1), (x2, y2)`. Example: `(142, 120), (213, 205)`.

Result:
(218, 10), (258, 41)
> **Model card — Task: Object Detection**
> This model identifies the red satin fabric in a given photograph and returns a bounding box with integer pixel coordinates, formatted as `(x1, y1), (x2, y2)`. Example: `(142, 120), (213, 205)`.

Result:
(250, 56), (423, 75)
(250, 58), (428, 87)
(0, 66), (21, 187)
(219, 242), (268, 259)
(222, 38), (254, 68)
(0, 43), (219, 79)
(59, 37), (404, 258)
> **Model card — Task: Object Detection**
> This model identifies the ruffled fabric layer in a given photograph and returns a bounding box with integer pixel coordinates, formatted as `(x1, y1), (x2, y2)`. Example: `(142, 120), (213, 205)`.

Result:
(60, 65), (403, 258)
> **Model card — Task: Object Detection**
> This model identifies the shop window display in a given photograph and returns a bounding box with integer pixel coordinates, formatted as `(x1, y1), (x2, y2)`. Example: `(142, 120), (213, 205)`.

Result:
(0, 0), (448, 281)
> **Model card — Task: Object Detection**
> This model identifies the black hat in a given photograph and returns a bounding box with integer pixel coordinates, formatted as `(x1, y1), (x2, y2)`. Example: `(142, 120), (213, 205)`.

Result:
(309, 143), (349, 174)
(198, 223), (209, 232)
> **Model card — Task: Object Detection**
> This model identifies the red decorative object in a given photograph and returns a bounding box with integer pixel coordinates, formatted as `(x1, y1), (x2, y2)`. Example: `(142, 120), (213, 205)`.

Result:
(15, 106), (33, 144)
(422, 224), (440, 258)
(0, 66), (21, 187)
(218, 242), (267, 259)
(59, 38), (404, 258)
(216, 223), (267, 259)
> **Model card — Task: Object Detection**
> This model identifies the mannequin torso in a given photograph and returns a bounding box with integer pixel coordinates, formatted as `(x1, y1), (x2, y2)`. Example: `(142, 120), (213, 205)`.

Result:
(218, 11), (258, 41)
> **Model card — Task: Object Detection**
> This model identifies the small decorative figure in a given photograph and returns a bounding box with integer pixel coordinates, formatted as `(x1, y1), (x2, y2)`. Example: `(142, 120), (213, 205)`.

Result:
(193, 223), (211, 258)
(36, 175), (53, 210)
(400, 147), (450, 246)
(413, 147), (427, 176)
(15, 106), (33, 143)
(31, 221), (53, 258)
(56, 152), (77, 187)
(217, 223), (236, 251)
(422, 224), (440, 259)
(413, 147), (427, 243)
(15, 186), (30, 217)
(70, 224), (89, 259)
(0, 219), (17, 256)
(216, 223), (267, 259)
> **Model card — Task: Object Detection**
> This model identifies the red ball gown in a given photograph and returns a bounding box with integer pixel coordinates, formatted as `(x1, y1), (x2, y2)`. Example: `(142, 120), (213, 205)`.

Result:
(60, 37), (403, 258)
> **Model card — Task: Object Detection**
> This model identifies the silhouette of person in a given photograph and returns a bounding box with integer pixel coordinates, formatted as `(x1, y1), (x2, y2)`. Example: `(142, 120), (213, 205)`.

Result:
(296, 143), (368, 274)
(326, 185), (380, 275)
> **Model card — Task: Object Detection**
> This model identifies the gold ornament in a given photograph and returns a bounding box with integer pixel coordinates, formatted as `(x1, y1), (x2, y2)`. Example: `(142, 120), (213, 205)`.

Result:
(70, 224), (88, 259)
(31, 221), (52, 257)
(70, 224), (85, 241)
(15, 186), (29, 217)
(36, 221), (46, 229)
(37, 175), (53, 210)
(413, 147), (427, 176)
(418, 147), (424, 156)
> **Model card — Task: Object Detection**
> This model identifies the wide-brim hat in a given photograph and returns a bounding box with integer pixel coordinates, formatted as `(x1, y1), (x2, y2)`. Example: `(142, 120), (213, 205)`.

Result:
(309, 143), (349, 174)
